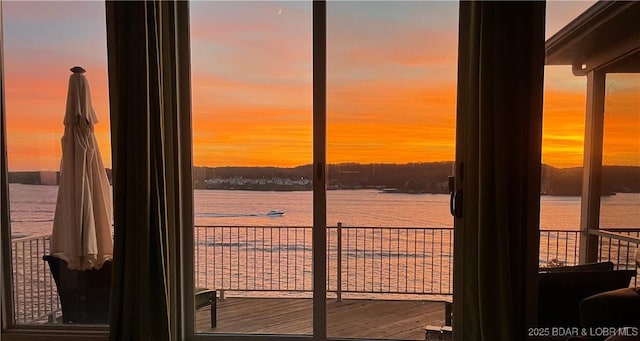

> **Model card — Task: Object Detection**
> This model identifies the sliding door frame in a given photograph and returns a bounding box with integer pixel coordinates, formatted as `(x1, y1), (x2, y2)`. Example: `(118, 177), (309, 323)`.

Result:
(184, 2), (327, 341)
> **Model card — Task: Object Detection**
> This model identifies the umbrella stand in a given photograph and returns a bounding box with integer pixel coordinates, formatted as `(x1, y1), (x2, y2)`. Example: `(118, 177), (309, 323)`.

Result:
(43, 255), (111, 324)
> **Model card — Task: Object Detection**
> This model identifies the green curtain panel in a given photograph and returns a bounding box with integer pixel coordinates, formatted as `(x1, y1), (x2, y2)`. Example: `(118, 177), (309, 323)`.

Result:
(454, 2), (545, 340)
(105, 1), (192, 340)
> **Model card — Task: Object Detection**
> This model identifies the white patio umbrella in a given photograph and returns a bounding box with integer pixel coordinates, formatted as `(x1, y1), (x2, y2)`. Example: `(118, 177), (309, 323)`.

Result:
(50, 66), (113, 270)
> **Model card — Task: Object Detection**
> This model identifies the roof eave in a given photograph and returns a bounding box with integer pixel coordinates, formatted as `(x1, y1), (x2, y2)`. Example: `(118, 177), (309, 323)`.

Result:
(545, 1), (640, 75)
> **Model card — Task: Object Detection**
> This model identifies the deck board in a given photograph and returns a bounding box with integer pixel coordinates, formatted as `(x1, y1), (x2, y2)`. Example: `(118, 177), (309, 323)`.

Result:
(196, 297), (447, 340)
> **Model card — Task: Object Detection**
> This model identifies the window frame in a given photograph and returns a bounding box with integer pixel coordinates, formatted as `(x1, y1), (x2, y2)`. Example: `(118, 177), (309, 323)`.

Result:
(1, 0), (597, 340)
(183, 2), (327, 340)
(0, 1), (109, 339)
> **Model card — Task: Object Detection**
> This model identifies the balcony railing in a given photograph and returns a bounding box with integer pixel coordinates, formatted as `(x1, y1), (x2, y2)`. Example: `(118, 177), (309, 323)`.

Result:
(539, 229), (581, 267)
(11, 234), (60, 324)
(593, 228), (640, 286)
(195, 224), (454, 297)
(10, 226), (639, 324)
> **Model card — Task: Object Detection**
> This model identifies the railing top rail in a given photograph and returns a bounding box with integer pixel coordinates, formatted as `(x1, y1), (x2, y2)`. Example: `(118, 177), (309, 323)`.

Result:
(194, 225), (454, 230)
(12, 228), (638, 242)
(590, 228), (640, 244)
(10, 233), (51, 243)
(194, 225), (312, 229)
(599, 228), (640, 233)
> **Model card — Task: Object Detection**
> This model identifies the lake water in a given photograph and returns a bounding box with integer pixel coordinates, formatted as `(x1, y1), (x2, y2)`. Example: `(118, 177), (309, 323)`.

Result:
(9, 183), (640, 238)
(7, 184), (640, 322)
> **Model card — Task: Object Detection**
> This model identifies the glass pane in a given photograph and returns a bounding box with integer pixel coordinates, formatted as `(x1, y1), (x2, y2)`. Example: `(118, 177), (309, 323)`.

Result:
(190, 1), (313, 335)
(599, 73), (640, 269)
(539, 65), (586, 267)
(326, 2), (457, 339)
(4, 1), (111, 325)
(538, 0), (596, 269)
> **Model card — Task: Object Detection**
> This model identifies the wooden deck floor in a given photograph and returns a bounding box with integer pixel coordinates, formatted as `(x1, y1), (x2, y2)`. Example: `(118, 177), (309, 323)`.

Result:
(196, 298), (447, 340)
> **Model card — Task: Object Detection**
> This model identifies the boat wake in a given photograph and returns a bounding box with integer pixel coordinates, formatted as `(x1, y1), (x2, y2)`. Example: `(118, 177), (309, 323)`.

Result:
(197, 211), (284, 218)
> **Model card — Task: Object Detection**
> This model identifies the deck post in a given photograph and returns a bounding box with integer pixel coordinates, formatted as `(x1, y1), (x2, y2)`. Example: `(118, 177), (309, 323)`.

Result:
(312, 1), (328, 338)
(337, 222), (342, 302)
(579, 70), (605, 264)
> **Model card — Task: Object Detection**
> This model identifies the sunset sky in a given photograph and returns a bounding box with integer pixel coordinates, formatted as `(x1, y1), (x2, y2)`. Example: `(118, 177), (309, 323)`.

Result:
(3, 1), (637, 171)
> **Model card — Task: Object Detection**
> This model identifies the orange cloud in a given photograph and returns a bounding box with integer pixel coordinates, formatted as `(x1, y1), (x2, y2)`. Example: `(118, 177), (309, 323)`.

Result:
(603, 76), (640, 166)
(192, 72), (458, 167)
(542, 88), (587, 168)
(193, 119), (312, 167)
(541, 65), (588, 168)
(3, 1), (110, 171)
(11, 0), (636, 172)
(5, 69), (111, 171)
(541, 71), (640, 168)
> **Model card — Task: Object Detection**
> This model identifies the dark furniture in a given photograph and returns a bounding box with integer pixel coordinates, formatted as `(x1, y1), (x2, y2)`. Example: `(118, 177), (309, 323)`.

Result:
(43, 255), (111, 324)
(581, 287), (640, 329)
(44, 255), (219, 327)
(538, 262), (636, 328)
(195, 288), (217, 328)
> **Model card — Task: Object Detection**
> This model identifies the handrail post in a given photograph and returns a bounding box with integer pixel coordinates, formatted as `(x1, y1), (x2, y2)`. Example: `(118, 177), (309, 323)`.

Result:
(337, 222), (342, 302)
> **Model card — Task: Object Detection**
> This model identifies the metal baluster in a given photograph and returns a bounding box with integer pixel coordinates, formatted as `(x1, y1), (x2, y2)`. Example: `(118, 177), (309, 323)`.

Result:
(294, 227), (298, 291)
(365, 228), (369, 292)
(554, 231), (558, 260)
(573, 233), (578, 265)
(278, 228), (282, 290)
(404, 228), (408, 293)
(43, 238), (49, 318)
(378, 227), (382, 292)
(302, 227), (306, 291)
(245, 227), (249, 290)
(237, 227), (240, 290)
(422, 229), (426, 292)
(22, 241), (26, 323)
(263, 228), (266, 290)
(413, 229), (417, 293)
(369, 228), (373, 292)
(598, 236), (603, 262)
(438, 230), (444, 292)
(354, 227), (358, 292)
(449, 229), (453, 293)
(563, 232), (568, 264)
(36, 239), (41, 318)
(221, 227), (225, 290)
(337, 223), (342, 301)
(270, 227), (273, 290)
(396, 229), (399, 293)
(431, 229), (435, 293)
(370, 227), (374, 292)
(346, 227), (350, 291)
(253, 226), (257, 291)
(203, 227), (207, 288)
(285, 227), (289, 290)
(546, 232), (551, 263)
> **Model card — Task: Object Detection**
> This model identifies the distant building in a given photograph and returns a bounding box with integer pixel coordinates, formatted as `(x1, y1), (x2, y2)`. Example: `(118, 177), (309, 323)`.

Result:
(8, 171), (59, 185)
(39, 171), (58, 185)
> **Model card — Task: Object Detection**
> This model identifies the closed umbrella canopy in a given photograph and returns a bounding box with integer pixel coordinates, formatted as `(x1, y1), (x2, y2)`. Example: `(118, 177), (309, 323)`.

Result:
(51, 66), (113, 270)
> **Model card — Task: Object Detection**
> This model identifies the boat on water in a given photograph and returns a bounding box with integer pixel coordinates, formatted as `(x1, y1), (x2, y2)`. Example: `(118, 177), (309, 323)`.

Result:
(267, 210), (284, 216)
(380, 188), (399, 193)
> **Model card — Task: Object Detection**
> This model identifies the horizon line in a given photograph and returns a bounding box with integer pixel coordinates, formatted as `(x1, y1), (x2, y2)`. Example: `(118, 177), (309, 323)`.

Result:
(9, 162), (640, 173)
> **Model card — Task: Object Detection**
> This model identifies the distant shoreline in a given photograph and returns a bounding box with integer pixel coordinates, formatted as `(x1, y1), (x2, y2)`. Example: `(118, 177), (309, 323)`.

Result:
(14, 182), (636, 198)
(9, 163), (640, 197)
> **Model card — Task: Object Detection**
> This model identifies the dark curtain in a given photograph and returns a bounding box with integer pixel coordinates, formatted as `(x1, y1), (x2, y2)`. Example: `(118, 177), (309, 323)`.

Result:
(105, 1), (192, 340)
(454, 2), (545, 340)
(1, 1), (13, 326)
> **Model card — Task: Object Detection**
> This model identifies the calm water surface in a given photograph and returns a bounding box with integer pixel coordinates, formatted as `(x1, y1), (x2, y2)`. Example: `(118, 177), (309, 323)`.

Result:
(7, 184), (640, 316)
(9, 183), (640, 237)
